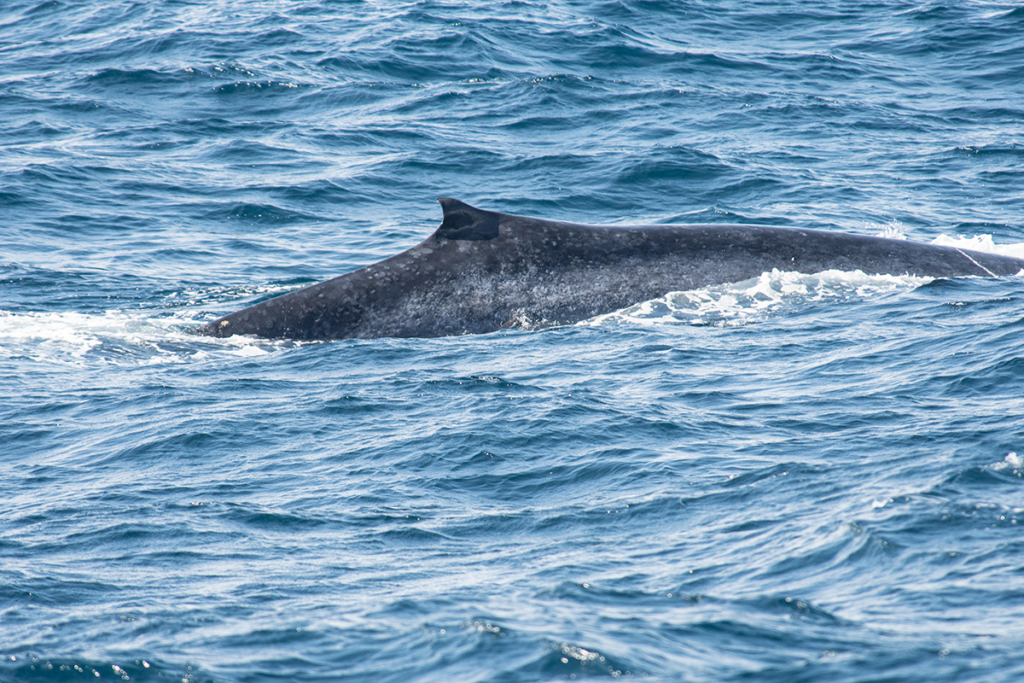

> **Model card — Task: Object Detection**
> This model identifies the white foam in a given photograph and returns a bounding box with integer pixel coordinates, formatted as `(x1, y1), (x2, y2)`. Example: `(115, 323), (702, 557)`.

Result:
(0, 309), (284, 367)
(866, 223), (1024, 262)
(867, 219), (908, 240)
(931, 234), (1024, 260)
(991, 452), (1023, 474)
(585, 269), (930, 329)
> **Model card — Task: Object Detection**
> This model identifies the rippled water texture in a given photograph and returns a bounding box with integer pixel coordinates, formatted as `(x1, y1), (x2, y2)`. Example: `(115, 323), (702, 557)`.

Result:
(2, 1), (1024, 682)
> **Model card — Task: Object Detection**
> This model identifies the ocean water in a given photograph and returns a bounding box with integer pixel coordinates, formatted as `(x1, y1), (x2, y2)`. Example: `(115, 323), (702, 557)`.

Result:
(3, 1), (1024, 681)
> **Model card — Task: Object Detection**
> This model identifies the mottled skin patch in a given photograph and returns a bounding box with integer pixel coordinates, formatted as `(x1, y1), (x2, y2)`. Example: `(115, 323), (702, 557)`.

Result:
(197, 198), (1024, 340)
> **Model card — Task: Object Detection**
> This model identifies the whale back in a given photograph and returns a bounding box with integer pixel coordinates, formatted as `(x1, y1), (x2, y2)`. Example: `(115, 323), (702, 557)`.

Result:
(198, 199), (1024, 340)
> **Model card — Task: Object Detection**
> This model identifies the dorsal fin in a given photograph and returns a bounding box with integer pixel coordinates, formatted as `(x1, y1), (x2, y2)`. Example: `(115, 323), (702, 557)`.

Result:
(434, 198), (500, 241)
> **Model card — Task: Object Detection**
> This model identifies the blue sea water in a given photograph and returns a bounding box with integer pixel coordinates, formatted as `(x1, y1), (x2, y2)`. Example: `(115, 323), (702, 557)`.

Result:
(3, 1), (1024, 681)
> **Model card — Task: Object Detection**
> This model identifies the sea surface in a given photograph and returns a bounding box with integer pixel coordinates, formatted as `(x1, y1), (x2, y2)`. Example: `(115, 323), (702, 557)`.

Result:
(3, 1), (1024, 681)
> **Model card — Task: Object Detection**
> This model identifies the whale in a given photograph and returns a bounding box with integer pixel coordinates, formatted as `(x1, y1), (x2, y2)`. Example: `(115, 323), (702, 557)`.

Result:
(198, 198), (1024, 340)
